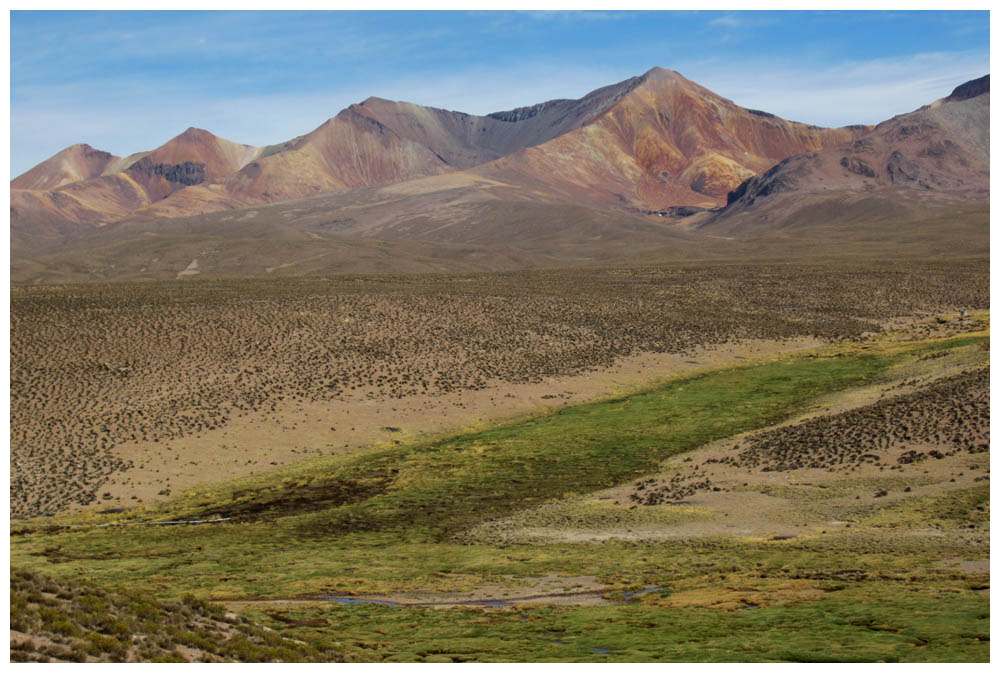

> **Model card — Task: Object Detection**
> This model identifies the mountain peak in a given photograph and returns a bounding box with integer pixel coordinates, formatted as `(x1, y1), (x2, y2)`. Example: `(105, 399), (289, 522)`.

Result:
(11, 142), (119, 190)
(643, 66), (683, 80)
(174, 127), (216, 141)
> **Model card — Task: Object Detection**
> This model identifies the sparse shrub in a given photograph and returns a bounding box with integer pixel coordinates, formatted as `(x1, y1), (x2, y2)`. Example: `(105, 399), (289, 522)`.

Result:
(11, 262), (987, 517)
(10, 650), (39, 662)
(50, 619), (82, 637)
(84, 632), (127, 660)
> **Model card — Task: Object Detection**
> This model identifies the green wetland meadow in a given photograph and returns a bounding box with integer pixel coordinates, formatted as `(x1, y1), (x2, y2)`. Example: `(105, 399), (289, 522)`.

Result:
(10, 325), (989, 662)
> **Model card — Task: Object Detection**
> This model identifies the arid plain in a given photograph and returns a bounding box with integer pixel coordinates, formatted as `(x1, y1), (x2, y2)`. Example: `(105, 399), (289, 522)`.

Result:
(10, 260), (990, 662)
(10, 64), (990, 662)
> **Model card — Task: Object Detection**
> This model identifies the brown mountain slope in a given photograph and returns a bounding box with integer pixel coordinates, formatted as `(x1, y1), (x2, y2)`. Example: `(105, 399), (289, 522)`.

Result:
(11, 143), (125, 191)
(216, 106), (452, 206)
(348, 74), (642, 169)
(123, 127), (263, 207)
(10, 175), (153, 235)
(127, 127), (261, 186)
(476, 67), (870, 211)
(11, 68), (865, 232)
(10, 128), (263, 232)
(11, 76), (644, 229)
(703, 75), (989, 237)
(206, 75), (648, 210)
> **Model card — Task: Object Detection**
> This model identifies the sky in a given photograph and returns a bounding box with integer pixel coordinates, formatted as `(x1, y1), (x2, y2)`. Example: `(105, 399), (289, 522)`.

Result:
(9, 9), (991, 177)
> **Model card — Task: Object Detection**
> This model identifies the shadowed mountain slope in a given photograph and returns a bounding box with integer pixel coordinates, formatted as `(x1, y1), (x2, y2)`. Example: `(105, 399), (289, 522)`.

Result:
(348, 73), (643, 169)
(703, 75), (989, 238)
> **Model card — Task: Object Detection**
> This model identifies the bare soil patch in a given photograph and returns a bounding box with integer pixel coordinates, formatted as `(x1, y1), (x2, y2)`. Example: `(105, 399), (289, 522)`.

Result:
(11, 262), (987, 518)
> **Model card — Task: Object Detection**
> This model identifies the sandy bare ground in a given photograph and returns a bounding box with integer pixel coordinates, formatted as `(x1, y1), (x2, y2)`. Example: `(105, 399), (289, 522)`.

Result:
(176, 258), (200, 278)
(90, 337), (822, 510)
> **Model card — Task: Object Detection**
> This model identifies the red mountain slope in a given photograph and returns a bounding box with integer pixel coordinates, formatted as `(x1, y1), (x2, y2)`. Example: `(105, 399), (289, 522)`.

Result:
(478, 68), (869, 210)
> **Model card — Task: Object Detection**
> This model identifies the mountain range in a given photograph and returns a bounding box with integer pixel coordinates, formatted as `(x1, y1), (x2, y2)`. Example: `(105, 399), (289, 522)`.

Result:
(10, 68), (989, 282)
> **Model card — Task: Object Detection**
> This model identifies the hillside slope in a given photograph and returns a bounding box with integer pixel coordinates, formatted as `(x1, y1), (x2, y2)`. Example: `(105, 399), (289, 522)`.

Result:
(10, 128), (263, 232)
(9, 74), (644, 229)
(11, 143), (126, 191)
(477, 67), (869, 210)
(703, 75), (989, 238)
(11, 68), (866, 232)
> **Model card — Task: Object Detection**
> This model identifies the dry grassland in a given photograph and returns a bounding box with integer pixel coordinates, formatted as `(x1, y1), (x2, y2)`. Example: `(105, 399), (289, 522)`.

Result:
(11, 260), (987, 518)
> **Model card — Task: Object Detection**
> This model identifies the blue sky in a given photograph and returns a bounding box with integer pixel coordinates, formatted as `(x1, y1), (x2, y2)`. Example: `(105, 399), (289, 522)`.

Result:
(10, 10), (990, 177)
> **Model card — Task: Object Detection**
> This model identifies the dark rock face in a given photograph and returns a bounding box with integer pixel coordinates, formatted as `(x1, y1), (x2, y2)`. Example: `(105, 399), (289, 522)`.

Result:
(127, 157), (207, 186)
(745, 108), (777, 119)
(82, 147), (113, 162)
(725, 156), (805, 206)
(891, 122), (933, 140)
(840, 156), (877, 178)
(487, 103), (553, 123)
(153, 161), (207, 186)
(726, 177), (752, 205)
(886, 151), (920, 184)
(947, 74), (990, 102)
(487, 75), (641, 124)
(666, 205), (708, 217)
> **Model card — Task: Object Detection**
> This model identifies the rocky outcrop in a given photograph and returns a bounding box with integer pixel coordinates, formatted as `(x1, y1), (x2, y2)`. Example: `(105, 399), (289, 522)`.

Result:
(487, 102), (555, 123)
(840, 156), (877, 178)
(724, 154), (813, 206)
(154, 161), (207, 186)
(885, 150), (921, 184)
(946, 74), (989, 102)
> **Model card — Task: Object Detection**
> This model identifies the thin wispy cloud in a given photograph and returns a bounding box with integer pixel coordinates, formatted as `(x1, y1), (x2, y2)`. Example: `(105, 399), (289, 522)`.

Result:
(683, 50), (989, 127)
(709, 15), (740, 28)
(708, 14), (770, 29)
(523, 10), (636, 23)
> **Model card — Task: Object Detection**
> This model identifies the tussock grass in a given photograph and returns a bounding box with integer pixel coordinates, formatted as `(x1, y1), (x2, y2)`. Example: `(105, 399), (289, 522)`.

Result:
(10, 330), (989, 662)
(9, 569), (336, 662)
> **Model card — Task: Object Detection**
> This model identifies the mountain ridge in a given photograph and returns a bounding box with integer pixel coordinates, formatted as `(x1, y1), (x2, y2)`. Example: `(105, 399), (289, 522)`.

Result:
(705, 74), (989, 235)
(11, 67), (868, 230)
(10, 70), (989, 284)
(476, 67), (869, 210)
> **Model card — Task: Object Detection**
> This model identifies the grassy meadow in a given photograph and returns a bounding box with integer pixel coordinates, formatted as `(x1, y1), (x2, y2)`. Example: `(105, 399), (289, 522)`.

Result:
(10, 326), (989, 662)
